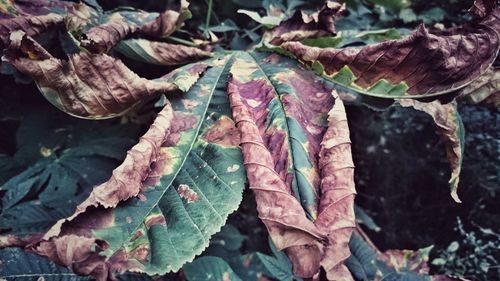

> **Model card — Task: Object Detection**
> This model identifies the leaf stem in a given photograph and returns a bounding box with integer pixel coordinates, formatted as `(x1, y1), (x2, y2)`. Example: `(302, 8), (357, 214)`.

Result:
(205, 0), (213, 37)
(167, 36), (197, 47)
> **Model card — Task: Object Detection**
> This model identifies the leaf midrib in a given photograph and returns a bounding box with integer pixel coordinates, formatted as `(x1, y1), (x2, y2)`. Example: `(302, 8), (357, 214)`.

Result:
(104, 53), (235, 259)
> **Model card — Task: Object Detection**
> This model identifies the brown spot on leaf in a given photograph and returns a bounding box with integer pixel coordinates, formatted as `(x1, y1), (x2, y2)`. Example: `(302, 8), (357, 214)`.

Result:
(202, 117), (241, 147)
(164, 112), (198, 146)
(131, 230), (144, 241)
(177, 184), (198, 203)
(145, 214), (167, 229)
(182, 99), (200, 109)
(129, 244), (150, 263)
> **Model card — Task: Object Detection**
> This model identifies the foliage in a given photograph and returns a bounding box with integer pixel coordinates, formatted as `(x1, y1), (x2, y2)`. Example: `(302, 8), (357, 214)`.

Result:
(0, 0), (498, 280)
(432, 218), (500, 280)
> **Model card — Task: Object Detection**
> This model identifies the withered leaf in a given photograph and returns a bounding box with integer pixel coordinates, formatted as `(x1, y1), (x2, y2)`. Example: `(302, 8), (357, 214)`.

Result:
(265, 0), (346, 45)
(281, 7), (500, 99)
(399, 99), (464, 203)
(0, 0), (73, 19)
(227, 51), (355, 280)
(81, 0), (190, 53)
(4, 31), (205, 119)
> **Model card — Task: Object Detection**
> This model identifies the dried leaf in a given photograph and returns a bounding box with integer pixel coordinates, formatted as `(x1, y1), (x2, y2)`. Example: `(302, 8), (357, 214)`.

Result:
(4, 31), (205, 119)
(0, 0), (73, 19)
(115, 39), (211, 65)
(265, 1), (346, 45)
(81, 0), (190, 53)
(469, 0), (497, 18)
(281, 8), (500, 99)
(399, 100), (464, 202)
(227, 51), (355, 280)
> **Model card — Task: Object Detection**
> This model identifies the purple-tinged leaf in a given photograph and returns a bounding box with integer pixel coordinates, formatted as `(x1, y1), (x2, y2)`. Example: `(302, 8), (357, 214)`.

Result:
(227, 51), (355, 280)
(4, 31), (206, 119)
(0, 13), (63, 49)
(81, 0), (190, 53)
(265, 0), (346, 45)
(281, 7), (500, 99)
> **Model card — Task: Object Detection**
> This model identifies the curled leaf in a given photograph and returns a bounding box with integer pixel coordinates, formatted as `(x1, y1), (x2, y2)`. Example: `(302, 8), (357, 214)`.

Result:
(399, 99), (464, 202)
(281, 8), (500, 99)
(265, 1), (346, 45)
(227, 52), (355, 280)
(469, 0), (497, 18)
(115, 39), (211, 65)
(0, 0), (73, 19)
(19, 56), (246, 280)
(4, 31), (205, 119)
(81, 0), (190, 53)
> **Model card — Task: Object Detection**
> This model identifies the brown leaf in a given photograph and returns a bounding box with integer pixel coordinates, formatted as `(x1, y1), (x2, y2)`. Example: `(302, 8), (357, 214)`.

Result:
(34, 235), (108, 280)
(287, 92), (356, 279)
(43, 103), (174, 240)
(4, 31), (201, 119)
(469, 0), (497, 18)
(81, 0), (190, 53)
(227, 76), (325, 250)
(265, 1), (345, 45)
(228, 61), (355, 279)
(281, 8), (500, 97)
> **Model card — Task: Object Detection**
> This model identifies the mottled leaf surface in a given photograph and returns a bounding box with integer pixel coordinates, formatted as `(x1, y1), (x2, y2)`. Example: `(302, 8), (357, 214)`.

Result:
(399, 100), (465, 202)
(0, 13), (63, 49)
(228, 51), (355, 279)
(80, 0), (190, 53)
(281, 8), (500, 99)
(24, 55), (246, 280)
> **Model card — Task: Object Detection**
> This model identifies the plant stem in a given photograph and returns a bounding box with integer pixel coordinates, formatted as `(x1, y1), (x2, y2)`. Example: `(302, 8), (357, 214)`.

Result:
(205, 0), (213, 37)
(167, 36), (197, 47)
(355, 224), (382, 255)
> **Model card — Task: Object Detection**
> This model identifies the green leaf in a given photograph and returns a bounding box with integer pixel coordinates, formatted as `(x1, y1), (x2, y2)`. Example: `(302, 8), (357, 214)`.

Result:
(209, 225), (246, 251)
(0, 116), (135, 235)
(29, 55), (246, 279)
(0, 247), (89, 281)
(256, 240), (295, 281)
(355, 205), (381, 232)
(237, 9), (282, 27)
(418, 7), (445, 24)
(183, 256), (242, 281)
(399, 8), (417, 23)
(345, 234), (378, 281)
